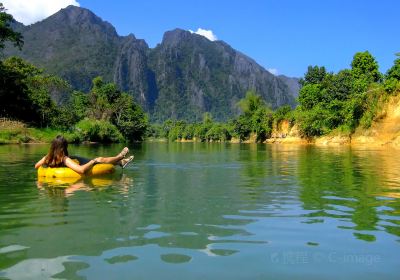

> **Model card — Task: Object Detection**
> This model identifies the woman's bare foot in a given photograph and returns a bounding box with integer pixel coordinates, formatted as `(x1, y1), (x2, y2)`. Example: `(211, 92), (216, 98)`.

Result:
(120, 155), (134, 168)
(118, 147), (129, 159)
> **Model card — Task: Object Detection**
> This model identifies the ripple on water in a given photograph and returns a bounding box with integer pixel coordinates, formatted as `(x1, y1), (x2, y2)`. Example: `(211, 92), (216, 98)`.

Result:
(144, 231), (170, 239)
(137, 224), (161, 230)
(208, 249), (238, 256)
(179, 232), (198, 236)
(0, 256), (73, 279)
(105, 255), (138, 264)
(200, 242), (242, 257)
(353, 232), (377, 242)
(160, 253), (192, 264)
(0, 244), (29, 254)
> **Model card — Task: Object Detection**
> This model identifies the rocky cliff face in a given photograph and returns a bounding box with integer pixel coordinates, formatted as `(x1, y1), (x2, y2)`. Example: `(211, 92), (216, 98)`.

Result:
(148, 29), (296, 121)
(113, 34), (154, 110)
(6, 5), (299, 121)
(278, 75), (301, 98)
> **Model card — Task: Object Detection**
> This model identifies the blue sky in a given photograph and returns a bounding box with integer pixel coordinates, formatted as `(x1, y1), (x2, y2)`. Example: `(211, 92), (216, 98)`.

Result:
(5, 0), (400, 77)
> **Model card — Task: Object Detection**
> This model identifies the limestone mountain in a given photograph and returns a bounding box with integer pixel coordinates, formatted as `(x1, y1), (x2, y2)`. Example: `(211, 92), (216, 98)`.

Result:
(6, 5), (299, 121)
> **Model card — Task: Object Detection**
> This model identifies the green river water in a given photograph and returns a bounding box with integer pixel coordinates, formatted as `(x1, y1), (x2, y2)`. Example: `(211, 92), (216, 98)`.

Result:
(0, 143), (399, 279)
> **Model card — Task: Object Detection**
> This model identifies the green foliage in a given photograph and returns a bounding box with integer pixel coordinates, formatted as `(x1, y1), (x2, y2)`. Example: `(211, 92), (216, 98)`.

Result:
(384, 54), (400, 94)
(112, 92), (148, 141)
(323, 69), (353, 100)
(386, 54), (400, 80)
(0, 120), (27, 143)
(294, 51), (392, 137)
(29, 75), (71, 127)
(81, 77), (149, 141)
(70, 91), (89, 120)
(0, 57), (53, 125)
(150, 112), (234, 142)
(0, 3), (23, 51)
(182, 123), (196, 140)
(273, 105), (293, 125)
(299, 66), (327, 86)
(340, 96), (365, 131)
(73, 118), (124, 143)
(194, 113), (214, 141)
(28, 127), (65, 143)
(351, 75), (370, 95)
(87, 77), (118, 120)
(232, 116), (251, 141)
(168, 120), (187, 141)
(0, 60), (33, 121)
(0, 124), (65, 144)
(238, 90), (265, 114)
(145, 123), (162, 139)
(351, 51), (381, 82)
(2, 57), (72, 127)
(358, 85), (387, 129)
(298, 84), (323, 110)
(205, 123), (231, 142)
(2, 56), (42, 76)
(42, 76), (149, 141)
(1, 54), (148, 142)
(161, 119), (174, 138)
(383, 78), (400, 93)
(230, 91), (274, 142)
(251, 107), (273, 142)
(295, 105), (331, 137)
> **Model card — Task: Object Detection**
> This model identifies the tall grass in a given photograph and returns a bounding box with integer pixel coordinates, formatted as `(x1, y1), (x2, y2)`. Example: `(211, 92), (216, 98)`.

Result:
(0, 118), (63, 143)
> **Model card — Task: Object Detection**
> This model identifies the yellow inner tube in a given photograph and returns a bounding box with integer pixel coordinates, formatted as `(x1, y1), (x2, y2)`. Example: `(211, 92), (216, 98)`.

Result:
(38, 162), (115, 178)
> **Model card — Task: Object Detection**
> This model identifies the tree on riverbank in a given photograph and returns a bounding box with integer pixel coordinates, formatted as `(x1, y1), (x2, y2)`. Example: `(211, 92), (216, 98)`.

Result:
(0, 4), (27, 120)
(70, 77), (148, 141)
(149, 90), (282, 142)
(1, 54), (148, 142)
(0, 4), (60, 126)
(2, 57), (70, 127)
(0, 3), (148, 143)
(0, 3), (23, 50)
(295, 51), (400, 137)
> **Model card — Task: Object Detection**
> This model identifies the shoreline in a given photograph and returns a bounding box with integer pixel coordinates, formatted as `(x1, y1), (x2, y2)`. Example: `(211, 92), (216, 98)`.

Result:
(2, 94), (399, 148)
(1, 136), (399, 149)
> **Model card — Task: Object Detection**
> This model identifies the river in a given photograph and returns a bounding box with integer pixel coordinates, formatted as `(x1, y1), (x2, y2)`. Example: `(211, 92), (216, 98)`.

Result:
(0, 143), (399, 279)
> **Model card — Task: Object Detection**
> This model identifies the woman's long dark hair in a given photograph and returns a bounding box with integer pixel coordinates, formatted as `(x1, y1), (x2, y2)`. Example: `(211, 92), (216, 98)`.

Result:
(44, 135), (69, 167)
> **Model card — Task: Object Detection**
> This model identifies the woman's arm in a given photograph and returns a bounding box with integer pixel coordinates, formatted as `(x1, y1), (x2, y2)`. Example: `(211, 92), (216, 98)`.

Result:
(35, 156), (46, 169)
(64, 157), (97, 174)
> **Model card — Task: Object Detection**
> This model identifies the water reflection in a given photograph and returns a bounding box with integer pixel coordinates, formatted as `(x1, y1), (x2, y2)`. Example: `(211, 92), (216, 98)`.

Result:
(36, 173), (134, 197)
(296, 147), (400, 241)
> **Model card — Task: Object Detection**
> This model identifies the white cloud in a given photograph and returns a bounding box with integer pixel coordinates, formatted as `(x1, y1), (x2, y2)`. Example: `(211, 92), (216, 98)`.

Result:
(189, 28), (218, 41)
(267, 68), (279, 75)
(2, 0), (80, 25)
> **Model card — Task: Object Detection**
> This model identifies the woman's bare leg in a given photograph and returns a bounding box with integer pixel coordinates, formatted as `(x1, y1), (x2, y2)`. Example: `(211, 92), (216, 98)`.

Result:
(95, 155), (123, 165)
(94, 147), (129, 165)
